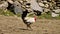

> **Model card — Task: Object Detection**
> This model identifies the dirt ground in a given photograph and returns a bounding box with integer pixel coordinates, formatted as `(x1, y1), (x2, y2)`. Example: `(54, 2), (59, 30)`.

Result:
(0, 15), (60, 34)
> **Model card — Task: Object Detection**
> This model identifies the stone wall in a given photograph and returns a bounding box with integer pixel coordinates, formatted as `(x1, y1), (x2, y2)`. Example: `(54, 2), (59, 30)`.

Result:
(0, 0), (60, 17)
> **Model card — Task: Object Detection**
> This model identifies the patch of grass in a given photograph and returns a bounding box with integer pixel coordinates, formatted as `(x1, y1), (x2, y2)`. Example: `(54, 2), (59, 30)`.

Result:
(38, 12), (52, 19)
(38, 12), (60, 19)
(16, 13), (21, 17)
(54, 16), (60, 19)
(0, 9), (15, 16)
(0, 9), (60, 19)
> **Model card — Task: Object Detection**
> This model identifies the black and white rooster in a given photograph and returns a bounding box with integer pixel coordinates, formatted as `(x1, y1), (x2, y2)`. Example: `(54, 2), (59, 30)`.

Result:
(21, 10), (36, 30)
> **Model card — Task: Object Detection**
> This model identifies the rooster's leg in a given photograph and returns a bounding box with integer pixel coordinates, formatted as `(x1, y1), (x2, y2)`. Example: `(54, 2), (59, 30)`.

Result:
(27, 24), (33, 30)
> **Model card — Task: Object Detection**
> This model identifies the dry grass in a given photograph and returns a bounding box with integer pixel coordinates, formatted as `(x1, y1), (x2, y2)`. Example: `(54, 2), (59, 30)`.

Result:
(0, 15), (60, 34)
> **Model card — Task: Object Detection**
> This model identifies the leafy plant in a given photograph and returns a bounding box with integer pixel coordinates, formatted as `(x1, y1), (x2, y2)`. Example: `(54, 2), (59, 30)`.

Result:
(0, 9), (14, 16)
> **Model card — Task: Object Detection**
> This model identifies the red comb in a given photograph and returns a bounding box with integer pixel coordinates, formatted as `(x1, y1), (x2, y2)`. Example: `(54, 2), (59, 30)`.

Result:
(34, 16), (36, 22)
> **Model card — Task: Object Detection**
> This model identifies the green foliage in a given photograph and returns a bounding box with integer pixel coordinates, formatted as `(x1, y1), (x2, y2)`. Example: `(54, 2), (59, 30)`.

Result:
(0, 9), (60, 19)
(53, 16), (60, 19)
(0, 9), (14, 16)
(38, 12), (60, 19)
(38, 12), (52, 19)
(27, 13), (35, 17)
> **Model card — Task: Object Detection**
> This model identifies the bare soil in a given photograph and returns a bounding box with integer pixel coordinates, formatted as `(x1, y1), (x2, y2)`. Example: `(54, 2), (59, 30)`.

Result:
(0, 15), (60, 34)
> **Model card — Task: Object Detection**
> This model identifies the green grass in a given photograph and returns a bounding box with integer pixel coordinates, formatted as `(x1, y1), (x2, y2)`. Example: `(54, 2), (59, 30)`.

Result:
(0, 9), (14, 16)
(37, 12), (51, 19)
(0, 9), (60, 19)
(37, 12), (60, 19)
(16, 13), (21, 17)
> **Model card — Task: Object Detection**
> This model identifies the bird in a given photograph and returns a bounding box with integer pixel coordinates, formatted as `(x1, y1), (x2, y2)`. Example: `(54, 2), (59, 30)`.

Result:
(25, 16), (36, 23)
(21, 10), (36, 30)
(24, 16), (36, 30)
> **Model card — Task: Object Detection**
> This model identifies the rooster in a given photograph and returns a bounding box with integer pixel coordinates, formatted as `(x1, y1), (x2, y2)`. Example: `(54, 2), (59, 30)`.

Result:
(25, 17), (36, 23)
(24, 16), (36, 30)
(21, 10), (36, 30)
